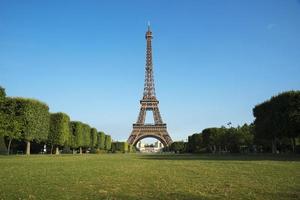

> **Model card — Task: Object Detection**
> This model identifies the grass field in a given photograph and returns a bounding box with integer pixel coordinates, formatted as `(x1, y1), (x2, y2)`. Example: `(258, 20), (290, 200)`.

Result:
(0, 154), (299, 200)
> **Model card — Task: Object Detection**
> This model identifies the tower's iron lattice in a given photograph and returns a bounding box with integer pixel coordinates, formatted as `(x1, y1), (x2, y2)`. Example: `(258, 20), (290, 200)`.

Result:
(127, 25), (173, 147)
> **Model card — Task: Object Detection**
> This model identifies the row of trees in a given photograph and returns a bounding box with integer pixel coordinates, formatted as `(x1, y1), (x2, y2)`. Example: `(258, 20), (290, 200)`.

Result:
(185, 124), (254, 153)
(169, 91), (300, 154)
(168, 124), (254, 153)
(0, 86), (112, 155)
(253, 91), (300, 153)
(111, 141), (136, 153)
(49, 115), (112, 155)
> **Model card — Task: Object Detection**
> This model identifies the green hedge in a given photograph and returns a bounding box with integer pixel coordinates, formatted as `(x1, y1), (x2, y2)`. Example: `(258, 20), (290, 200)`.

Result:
(49, 112), (70, 154)
(104, 135), (112, 150)
(0, 86), (115, 155)
(97, 132), (105, 150)
(90, 128), (98, 149)
(70, 121), (84, 153)
(111, 142), (128, 153)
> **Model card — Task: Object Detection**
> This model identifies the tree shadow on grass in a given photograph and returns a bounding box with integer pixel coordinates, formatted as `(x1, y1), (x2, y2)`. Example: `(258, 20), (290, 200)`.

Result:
(138, 153), (300, 162)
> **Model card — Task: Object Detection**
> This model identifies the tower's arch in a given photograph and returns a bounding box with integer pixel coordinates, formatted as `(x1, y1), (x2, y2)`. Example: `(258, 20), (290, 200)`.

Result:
(132, 133), (168, 147)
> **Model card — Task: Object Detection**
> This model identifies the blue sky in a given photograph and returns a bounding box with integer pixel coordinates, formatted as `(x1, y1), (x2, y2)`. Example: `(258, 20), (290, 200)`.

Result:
(1, 0), (300, 142)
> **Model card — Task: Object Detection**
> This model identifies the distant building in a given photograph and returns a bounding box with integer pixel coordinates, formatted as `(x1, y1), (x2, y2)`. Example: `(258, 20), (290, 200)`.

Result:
(137, 141), (164, 153)
(137, 141), (145, 149)
(155, 141), (163, 148)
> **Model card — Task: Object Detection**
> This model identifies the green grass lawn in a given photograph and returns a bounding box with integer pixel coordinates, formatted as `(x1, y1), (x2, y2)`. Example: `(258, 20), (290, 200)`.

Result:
(0, 154), (299, 200)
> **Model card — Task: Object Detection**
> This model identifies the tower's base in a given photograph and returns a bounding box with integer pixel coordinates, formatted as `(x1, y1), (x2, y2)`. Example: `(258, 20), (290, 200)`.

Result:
(127, 124), (173, 147)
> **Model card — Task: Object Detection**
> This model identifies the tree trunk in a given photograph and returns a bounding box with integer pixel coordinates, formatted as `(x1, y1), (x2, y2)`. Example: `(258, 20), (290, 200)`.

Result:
(26, 141), (31, 155)
(208, 145), (212, 153)
(271, 139), (277, 154)
(7, 138), (12, 155)
(55, 146), (59, 155)
(79, 147), (82, 154)
(0, 136), (7, 155)
(291, 138), (295, 153)
(72, 149), (76, 154)
(50, 145), (53, 154)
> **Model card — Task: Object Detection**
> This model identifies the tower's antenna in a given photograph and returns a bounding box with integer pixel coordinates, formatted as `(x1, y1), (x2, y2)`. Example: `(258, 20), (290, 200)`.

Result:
(147, 21), (151, 31)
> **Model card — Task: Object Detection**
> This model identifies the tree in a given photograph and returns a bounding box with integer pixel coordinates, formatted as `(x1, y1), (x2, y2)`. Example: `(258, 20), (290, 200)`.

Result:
(104, 135), (112, 151)
(111, 142), (128, 153)
(187, 133), (203, 153)
(0, 86), (7, 154)
(70, 121), (84, 154)
(236, 124), (254, 152)
(253, 91), (300, 153)
(120, 142), (128, 153)
(0, 98), (23, 154)
(275, 91), (300, 152)
(97, 131), (105, 150)
(202, 128), (222, 153)
(13, 98), (50, 155)
(82, 123), (91, 152)
(0, 86), (5, 101)
(225, 127), (241, 153)
(239, 124), (254, 146)
(128, 144), (136, 153)
(48, 112), (70, 154)
(170, 141), (186, 153)
(68, 122), (76, 154)
(90, 128), (98, 150)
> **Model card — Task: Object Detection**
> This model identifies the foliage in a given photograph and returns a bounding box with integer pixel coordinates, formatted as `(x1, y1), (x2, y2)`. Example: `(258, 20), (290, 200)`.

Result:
(0, 86), (114, 154)
(111, 142), (128, 153)
(66, 122), (76, 151)
(82, 123), (91, 149)
(0, 98), (23, 154)
(48, 112), (70, 153)
(70, 121), (84, 150)
(128, 144), (136, 153)
(187, 124), (254, 154)
(104, 135), (112, 150)
(97, 131), (105, 150)
(0, 86), (5, 103)
(49, 113), (70, 145)
(0, 86), (6, 153)
(187, 133), (204, 153)
(170, 141), (186, 153)
(90, 128), (98, 148)
(12, 98), (50, 154)
(253, 91), (300, 153)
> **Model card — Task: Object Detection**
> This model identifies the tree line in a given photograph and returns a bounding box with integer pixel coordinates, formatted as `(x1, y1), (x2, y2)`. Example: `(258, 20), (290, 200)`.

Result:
(111, 141), (136, 153)
(169, 91), (300, 154)
(0, 86), (112, 155)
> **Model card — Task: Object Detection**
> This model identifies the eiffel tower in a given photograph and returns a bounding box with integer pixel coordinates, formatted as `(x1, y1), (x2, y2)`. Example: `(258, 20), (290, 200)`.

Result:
(127, 24), (173, 147)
